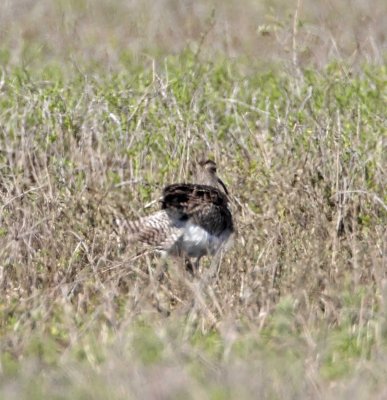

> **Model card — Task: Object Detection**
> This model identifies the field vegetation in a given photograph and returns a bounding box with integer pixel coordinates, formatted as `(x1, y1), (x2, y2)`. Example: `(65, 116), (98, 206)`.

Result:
(0, 0), (386, 398)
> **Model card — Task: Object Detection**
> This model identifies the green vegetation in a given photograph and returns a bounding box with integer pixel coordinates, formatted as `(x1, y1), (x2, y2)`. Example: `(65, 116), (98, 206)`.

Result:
(0, 0), (386, 399)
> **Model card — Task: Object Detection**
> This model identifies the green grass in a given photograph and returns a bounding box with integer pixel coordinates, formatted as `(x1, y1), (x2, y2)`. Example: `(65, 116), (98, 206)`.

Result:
(1, 0), (387, 399)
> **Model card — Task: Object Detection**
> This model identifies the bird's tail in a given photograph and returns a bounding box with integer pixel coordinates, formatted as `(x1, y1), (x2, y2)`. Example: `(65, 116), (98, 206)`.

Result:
(126, 210), (173, 247)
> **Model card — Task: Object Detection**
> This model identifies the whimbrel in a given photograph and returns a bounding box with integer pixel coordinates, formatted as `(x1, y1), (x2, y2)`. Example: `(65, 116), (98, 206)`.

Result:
(126, 160), (234, 271)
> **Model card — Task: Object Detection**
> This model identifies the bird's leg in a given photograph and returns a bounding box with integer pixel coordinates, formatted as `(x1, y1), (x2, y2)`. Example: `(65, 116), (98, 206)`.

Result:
(194, 256), (202, 271)
(184, 256), (202, 276)
(184, 257), (195, 276)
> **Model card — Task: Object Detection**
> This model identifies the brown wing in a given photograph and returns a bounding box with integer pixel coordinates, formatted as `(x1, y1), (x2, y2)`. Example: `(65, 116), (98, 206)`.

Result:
(161, 184), (233, 236)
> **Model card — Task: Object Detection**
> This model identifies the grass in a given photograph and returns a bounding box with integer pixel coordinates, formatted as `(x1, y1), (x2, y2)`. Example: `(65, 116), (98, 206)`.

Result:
(1, 0), (387, 399)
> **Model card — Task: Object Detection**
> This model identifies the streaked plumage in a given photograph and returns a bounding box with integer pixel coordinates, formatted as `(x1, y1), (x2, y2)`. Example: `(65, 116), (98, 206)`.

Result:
(127, 160), (234, 269)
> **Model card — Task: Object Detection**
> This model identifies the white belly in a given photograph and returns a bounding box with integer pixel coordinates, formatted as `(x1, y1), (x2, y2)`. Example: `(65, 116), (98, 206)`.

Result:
(180, 223), (227, 258)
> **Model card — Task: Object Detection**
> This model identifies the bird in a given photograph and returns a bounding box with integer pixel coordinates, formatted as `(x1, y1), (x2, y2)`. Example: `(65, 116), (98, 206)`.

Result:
(126, 159), (234, 272)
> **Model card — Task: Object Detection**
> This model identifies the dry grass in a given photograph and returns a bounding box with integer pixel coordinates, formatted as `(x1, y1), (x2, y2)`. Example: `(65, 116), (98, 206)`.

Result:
(0, 0), (386, 69)
(0, 1), (386, 399)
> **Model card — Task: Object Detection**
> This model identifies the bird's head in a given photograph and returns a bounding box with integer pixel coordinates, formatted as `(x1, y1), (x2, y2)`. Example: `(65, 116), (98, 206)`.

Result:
(198, 159), (217, 175)
(196, 159), (228, 195)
